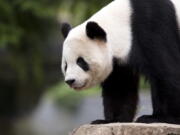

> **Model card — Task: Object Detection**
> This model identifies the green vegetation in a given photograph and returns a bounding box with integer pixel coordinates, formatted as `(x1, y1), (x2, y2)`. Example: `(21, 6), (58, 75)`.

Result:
(0, 0), (61, 47)
(46, 82), (100, 111)
(48, 83), (100, 99)
(59, 0), (111, 25)
(0, 0), (63, 87)
(140, 76), (150, 90)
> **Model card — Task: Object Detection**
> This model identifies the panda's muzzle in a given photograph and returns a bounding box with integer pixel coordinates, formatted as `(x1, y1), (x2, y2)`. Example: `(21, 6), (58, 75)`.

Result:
(73, 82), (87, 90)
(66, 78), (88, 90)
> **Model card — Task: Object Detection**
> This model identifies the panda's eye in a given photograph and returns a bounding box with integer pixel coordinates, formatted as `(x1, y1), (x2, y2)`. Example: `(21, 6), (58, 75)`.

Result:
(65, 61), (67, 72)
(77, 57), (89, 71)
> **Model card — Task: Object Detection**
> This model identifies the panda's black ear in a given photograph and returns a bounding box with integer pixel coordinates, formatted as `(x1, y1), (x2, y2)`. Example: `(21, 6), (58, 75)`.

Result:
(86, 21), (107, 42)
(61, 22), (71, 38)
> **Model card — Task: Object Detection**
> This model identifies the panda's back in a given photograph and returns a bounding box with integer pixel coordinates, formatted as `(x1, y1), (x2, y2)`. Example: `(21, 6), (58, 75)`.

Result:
(129, 0), (180, 76)
(129, 0), (180, 46)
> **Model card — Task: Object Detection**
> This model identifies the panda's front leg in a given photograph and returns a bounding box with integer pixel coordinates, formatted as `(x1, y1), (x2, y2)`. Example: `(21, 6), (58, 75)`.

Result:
(91, 64), (139, 124)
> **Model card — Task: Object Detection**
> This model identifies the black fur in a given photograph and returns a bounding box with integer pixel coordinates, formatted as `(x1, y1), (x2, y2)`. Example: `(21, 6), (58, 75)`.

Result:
(61, 22), (71, 38)
(86, 21), (107, 41)
(92, 59), (139, 124)
(65, 61), (67, 72)
(92, 0), (180, 124)
(77, 57), (90, 71)
(129, 0), (180, 124)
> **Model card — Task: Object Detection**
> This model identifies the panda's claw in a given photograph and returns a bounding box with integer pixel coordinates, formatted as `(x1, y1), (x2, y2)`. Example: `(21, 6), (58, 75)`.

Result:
(136, 115), (156, 123)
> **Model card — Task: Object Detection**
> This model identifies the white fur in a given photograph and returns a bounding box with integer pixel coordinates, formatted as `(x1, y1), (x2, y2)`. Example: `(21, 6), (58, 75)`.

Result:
(62, 0), (132, 89)
(89, 0), (132, 61)
(66, 0), (132, 61)
(171, 0), (180, 29)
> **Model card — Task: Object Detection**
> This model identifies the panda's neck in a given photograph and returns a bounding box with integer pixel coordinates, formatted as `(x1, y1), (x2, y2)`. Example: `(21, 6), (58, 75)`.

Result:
(88, 0), (133, 62)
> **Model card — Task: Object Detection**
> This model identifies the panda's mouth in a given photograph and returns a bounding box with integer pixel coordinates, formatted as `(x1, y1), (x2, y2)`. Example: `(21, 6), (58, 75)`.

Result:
(72, 82), (87, 90)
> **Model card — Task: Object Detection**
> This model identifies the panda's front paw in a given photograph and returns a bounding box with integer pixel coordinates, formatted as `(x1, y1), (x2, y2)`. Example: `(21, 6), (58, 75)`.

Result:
(91, 119), (112, 124)
(136, 115), (156, 123)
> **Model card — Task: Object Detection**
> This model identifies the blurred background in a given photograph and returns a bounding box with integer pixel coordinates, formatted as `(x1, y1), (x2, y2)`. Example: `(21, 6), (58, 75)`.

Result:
(0, 0), (152, 135)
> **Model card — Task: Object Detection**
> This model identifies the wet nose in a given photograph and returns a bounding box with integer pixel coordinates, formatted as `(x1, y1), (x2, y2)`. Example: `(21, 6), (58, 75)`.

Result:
(65, 79), (75, 86)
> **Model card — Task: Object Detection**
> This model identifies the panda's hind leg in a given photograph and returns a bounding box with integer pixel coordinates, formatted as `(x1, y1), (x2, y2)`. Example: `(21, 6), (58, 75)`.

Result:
(91, 61), (139, 124)
(136, 78), (180, 124)
(136, 115), (180, 124)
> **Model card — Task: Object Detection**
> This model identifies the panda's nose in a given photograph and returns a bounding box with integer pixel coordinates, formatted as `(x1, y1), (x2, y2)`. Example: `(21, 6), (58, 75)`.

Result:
(65, 79), (75, 86)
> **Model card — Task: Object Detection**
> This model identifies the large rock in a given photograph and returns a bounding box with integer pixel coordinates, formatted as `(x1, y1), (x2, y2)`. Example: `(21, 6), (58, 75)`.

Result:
(70, 123), (180, 135)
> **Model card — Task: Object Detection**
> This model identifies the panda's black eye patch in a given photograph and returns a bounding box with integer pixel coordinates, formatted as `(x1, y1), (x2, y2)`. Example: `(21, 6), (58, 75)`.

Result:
(77, 57), (89, 71)
(65, 61), (67, 72)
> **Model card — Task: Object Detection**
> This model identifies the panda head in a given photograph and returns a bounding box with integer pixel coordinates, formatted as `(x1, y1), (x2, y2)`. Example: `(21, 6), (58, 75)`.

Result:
(61, 21), (113, 90)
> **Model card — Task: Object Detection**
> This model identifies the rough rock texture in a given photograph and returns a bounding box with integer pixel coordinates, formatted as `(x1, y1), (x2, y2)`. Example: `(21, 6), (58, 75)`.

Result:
(70, 123), (180, 135)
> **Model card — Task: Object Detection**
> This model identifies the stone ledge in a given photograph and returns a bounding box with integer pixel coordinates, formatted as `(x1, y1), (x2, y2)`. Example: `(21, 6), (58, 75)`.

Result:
(70, 123), (180, 135)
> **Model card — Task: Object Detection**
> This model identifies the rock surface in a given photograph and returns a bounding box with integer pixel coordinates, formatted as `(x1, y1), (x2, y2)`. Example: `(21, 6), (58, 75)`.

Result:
(70, 123), (180, 135)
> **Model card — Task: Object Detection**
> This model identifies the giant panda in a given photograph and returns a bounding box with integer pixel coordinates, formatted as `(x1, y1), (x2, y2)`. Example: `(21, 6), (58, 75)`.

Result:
(61, 0), (180, 124)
